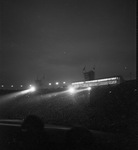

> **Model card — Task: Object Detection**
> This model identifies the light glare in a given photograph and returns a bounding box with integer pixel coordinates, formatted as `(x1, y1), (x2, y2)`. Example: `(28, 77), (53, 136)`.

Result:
(68, 87), (75, 94)
(29, 86), (36, 92)
(87, 87), (91, 90)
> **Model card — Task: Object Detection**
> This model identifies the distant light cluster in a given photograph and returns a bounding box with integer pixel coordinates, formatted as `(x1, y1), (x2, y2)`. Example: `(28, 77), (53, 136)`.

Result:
(48, 81), (66, 86)
(0, 81), (67, 89)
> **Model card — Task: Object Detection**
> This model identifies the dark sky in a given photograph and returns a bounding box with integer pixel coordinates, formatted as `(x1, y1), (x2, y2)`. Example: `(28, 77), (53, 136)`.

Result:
(0, 0), (136, 88)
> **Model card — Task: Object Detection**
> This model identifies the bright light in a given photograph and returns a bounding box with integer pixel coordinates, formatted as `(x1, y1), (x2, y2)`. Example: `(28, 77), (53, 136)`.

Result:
(56, 82), (59, 85)
(49, 83), (52, 86)
(29, 86), (36, 92)
(68, 87), (75, 94)
(87, 87), (91, 91)
(63, 82), (66, 84)
(1, 85), (4, 88)
(29, 85), (32, 87)
(11, 85), (13, 87)
(20, 85), (23, 87)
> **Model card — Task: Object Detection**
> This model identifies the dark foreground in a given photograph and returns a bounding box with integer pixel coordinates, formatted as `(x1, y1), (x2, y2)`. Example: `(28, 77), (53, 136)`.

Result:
(0, 80), (137, 150)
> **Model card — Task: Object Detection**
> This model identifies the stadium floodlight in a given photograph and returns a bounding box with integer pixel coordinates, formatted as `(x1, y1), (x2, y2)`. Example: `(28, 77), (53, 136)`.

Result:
(87, 87), (91, 91)
(29, 86), (36, 92)
(68, 87), (76, 94)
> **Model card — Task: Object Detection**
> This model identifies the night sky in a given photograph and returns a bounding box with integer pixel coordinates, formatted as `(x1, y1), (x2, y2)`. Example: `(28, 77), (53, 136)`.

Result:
(0, 0), (136, 88)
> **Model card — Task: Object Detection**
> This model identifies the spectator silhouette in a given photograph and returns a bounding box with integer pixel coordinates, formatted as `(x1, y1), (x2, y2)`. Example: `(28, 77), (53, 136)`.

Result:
(21, 115), (44, 133)
(14, 115), (49, 150)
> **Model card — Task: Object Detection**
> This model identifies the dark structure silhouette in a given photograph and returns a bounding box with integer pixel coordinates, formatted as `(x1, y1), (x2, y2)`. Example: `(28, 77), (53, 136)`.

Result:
(21, 115), (44, 132)
(13, 115), (49, 150)
(65, 126), (98, 150)
(83, 70), (95, 81)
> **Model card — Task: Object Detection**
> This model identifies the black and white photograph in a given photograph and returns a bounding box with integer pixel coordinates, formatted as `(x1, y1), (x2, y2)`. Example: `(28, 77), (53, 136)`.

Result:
(0, 0), (137, 149)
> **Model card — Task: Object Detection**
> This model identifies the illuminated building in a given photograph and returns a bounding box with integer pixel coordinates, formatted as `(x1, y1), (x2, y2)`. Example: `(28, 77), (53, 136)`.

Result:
(71, 76), (123, 89)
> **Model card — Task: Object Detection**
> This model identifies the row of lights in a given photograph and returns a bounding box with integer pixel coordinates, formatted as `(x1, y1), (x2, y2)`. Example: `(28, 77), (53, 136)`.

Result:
(49, 81), (66, 86)
(1, 85), (24, 88)
(1, 82), (66, 88)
